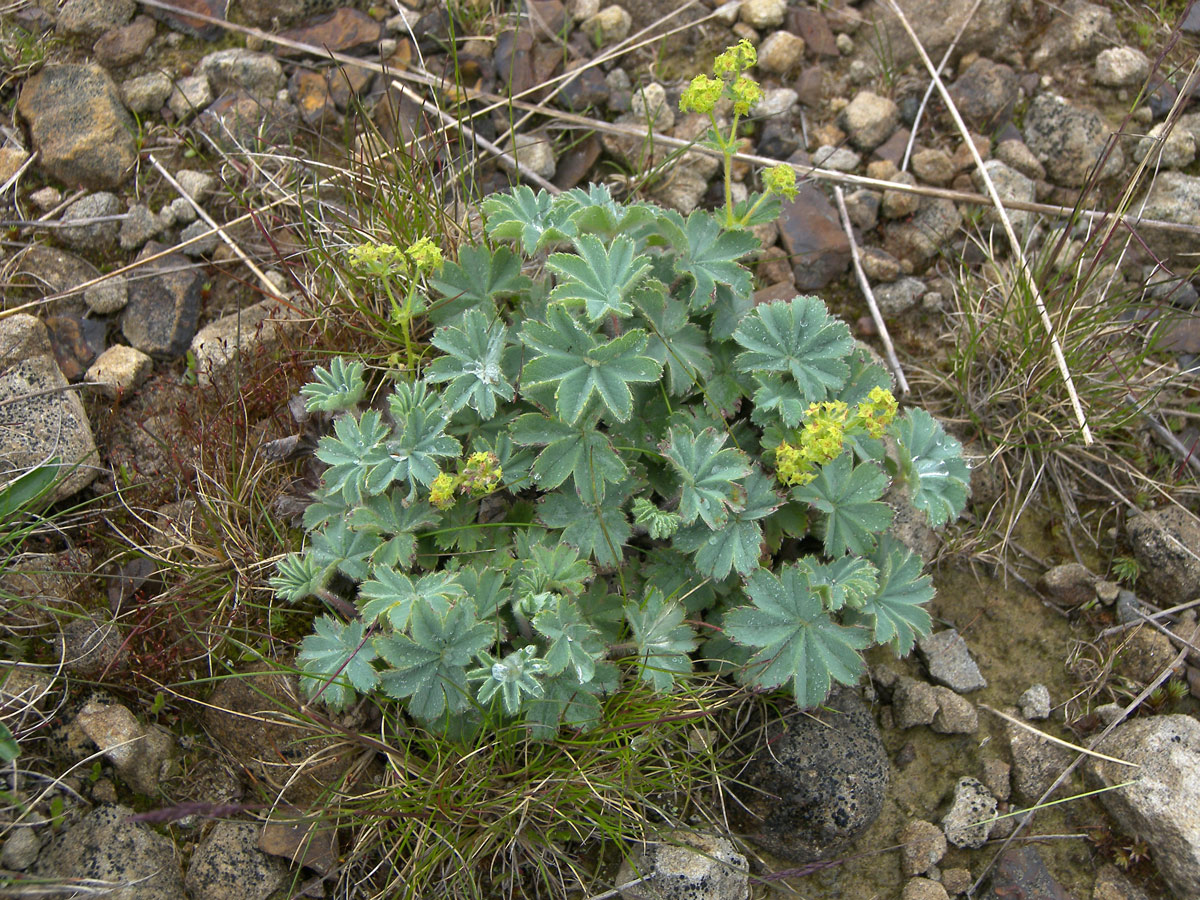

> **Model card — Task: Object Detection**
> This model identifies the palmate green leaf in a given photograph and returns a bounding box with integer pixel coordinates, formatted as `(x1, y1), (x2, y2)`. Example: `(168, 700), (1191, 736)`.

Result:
(425, 309), (515, 419)
(631, 497), (682, 540)
(673, 470), (780, 578)
(310, 518), (379, 581)
(633, 288), (713, 395)
(315, 409), (390, 506)
(537, 487), (632, 567)
(662, 425), (751, 530)
(732, 297), (854, 402)
(270, 552), (327, 603)
(300, 485), (351, 532)
(366, 381), (461, 499)
(297, 616), (379, 710)
(510, 413), (627, 504)
(704, 340), (749, 418)
(749, 373), (809, 428)
(796, 555), (879, 612)
(848, 536), (934, 655)
(300, 358), (365, 413)
(520, 304), (662, 424)
(513, 534), (593, 604)
(375, 598), (492, 721)
(624, 588), (698, 692)
(638, 548), (717, 615)
(709, 281), (755, 342)
(482, 185), (576, 254)
(347, 494), (439, 570)
(547, 234), (651, 321)
(429, 244), (531, 324)
(523, 664), (613, 739)
(359, 569), (466, 631)
(453, 564), (509, 620)
(558, 183), (660, 240)
(469, 646), (548, 716)
(891, 408), (970, 528)
(659, 210), (759, 310)
(533, 594), (604, 684)
(724, 564), (870, 709)
(792, 455), (893, 557)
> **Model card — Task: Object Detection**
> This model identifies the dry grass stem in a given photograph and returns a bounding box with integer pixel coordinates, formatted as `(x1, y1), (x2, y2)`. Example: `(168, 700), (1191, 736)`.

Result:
(833, 185), (909, 394)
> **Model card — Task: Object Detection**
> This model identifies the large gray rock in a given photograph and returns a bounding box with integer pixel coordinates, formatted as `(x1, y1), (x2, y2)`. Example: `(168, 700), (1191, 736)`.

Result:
(185, 821), (289, 900)
(1085, 715), (1200, 898)
(121, 244), (203, 358)
(616, 832), (748, 900)
(55, 0), (135, 38)
(1127, 505), (1200, 604)
(856, 0), (1013, 69)
(1030, 0), (1116, 69)
(736, 687), (888, 862)
(198, 49), (285, 99)
(841, 91), (899, 151)
(883, 199), (962, 271)
(917, 629), (986, 692)
(1023, 93), (1125, 187)
(35, 804), (185, 900)
(189, 298), (298, 386)
(58, 192), (123, 252)
(16, 64), (137, 190)
(74, 698), (174, 794)
(1138, 172), (1200, 266)
(948, 58), (1017, 130)
(973, 159), (1036, 232)
(0, 354), (99, 501)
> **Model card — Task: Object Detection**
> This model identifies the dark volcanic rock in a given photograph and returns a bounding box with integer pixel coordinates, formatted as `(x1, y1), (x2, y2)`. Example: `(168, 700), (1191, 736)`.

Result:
(735, 687), (889, 862)
(981, 846), (1077, 900)
(147, 0), (228, 39)
(777, 183), (851, 290)
(93, 15), (157, 68)
(948, 58), (1018, 130)
(121, 243), (203, 358)
(278, 8), (384, 57)
(16, 64), (137, 190)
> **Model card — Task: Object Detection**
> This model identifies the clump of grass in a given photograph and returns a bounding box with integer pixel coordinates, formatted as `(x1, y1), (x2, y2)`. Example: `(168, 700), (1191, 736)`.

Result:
(328, 677), (756, 900)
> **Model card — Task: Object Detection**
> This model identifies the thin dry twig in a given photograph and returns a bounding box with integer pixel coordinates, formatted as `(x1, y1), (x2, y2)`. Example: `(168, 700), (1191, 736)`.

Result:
(832, 185), (909, 394)
(884, 0), (1094, 445)
(979, 705), (1138, 766)
(1097, 597), (1200, 637)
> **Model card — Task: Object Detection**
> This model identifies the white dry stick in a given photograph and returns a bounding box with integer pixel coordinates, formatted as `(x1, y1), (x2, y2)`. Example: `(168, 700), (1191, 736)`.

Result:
(833, 185), (910, 395)
(900, 0), (984, 173)
(147, 153), (287, 302)
(884, 0), (1094, 445)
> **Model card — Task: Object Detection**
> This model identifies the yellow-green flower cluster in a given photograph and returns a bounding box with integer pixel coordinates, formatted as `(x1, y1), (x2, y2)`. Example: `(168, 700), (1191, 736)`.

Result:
(428, 451), (503, 509)
(460, 451), (503, 496)
(348, 242), (406, 275)
(406, 236), (444, 274)
(678, 39), (762, 117)
(773, 389), (899, 487)
(851, 386), (899, 438)
(679, 74), (724, 115)
(762, 163), (798, 201)
(713, 39), (756, 77)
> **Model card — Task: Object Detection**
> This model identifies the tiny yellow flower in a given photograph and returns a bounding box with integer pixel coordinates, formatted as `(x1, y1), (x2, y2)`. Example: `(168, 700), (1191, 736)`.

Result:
(774, 440), (816, 487)
(348, 242), (407, 275)
(713, 39), (757, 78)
(430, 472), (459, 509)
(460, 451), (503, 496)
(406, 237), (444, 274)
(679, 73), (724, 115)
(729, 74), (763, 115)
(763, 164), (798, 201)
(852, 386), (898, 438)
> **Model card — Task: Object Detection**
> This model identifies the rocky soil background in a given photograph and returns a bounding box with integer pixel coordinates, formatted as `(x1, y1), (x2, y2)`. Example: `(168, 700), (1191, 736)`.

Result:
(3, 0), (1200, 897)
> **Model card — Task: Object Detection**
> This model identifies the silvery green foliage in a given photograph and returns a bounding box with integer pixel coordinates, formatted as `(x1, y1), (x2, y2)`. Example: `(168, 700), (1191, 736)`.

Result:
(271, 185), (970, 737)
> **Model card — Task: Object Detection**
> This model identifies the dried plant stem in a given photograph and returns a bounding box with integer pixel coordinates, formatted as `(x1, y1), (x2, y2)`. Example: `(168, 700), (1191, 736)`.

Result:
(833, 185), (909, 395)
(884, 0), (1093, 445)
(148, 153), (286, 301)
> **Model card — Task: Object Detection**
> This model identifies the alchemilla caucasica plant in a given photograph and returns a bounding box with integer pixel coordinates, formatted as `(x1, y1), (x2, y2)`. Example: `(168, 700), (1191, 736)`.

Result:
(271, 42), (970, 738)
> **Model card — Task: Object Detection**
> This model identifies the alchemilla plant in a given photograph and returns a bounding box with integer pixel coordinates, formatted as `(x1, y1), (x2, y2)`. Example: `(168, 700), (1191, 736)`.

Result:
(272, 42), (970, 738)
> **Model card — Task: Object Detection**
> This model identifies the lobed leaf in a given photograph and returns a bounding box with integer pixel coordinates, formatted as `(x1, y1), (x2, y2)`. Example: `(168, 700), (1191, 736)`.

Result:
(891, 408), (970, 528)
(662, 425), (751, 530)
(547, 234), (651, 321)
(425, 308), (515, 419)
(792, 455), (892, 557)
(732, 297), (854, 402)
(297, 617), (378, 710)
(624, 588), (698, 692)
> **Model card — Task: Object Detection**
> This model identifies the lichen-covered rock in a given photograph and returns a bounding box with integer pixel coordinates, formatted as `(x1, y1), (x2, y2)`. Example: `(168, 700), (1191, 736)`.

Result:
(735, 687), (888, 862)
(942, 777), (996, 849)
(1127, 505), (1200, 604)
(1023, 93), (1124, 187)
(16, 64), (137, 190)
(898, 819), (946, 877)
(35, 804), (185, 900)
(616, 832), (748, 900)
(185, 821), (288, 900)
